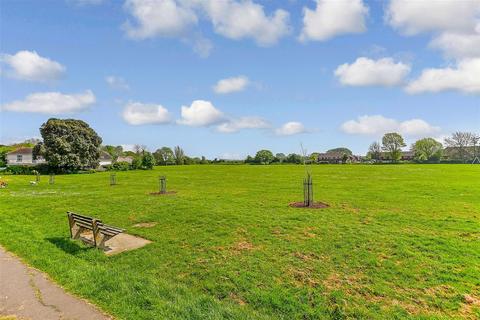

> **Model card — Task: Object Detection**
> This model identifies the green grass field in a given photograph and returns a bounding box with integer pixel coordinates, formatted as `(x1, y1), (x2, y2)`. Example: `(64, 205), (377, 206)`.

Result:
(0, 165), (479, 319)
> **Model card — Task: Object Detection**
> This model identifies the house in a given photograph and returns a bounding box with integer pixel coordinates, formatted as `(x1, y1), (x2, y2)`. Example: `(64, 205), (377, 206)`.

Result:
(6, 147), (45, 166)
(116, 156), (134, 164)
(99, 151), (113, 167)
(317, 151), (359, 164)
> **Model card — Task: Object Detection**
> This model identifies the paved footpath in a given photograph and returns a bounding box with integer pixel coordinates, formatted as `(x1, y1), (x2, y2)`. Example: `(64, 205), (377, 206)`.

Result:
(0, 246), (111, 320)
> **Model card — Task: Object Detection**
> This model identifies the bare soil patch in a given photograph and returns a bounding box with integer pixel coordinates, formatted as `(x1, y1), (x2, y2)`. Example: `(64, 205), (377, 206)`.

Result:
(133, 222), (158, 228)
(289, 201), (329, 209)
(149, 191), (177, 196)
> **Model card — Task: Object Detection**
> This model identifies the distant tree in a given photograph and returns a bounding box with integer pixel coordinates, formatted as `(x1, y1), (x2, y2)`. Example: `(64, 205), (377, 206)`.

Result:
(444, 132), (475, 163)
(275, 153), (286, 163)
(32, 142), (46, 160)
(174, 146), (185, 165)
(412, 138), (443, 163)
(472, 134), (480, 160)
(367, 142), (382, 161)
(254, 150), (274, 164)
(153, 147), (175, 165)
(131, 156), (142, 169)
(309, 152), (319, 163)
(102, 145), (123, 161)
(327, 147), (352, 156)
(382, 132), (406, 162)
(245, 155), (254, 164)
(141, 152), (155, 169)
(123, 151), (136, 157)
(200, 156), (208, 164)
(40, 118), (102, 171)
(286, 153), (302, 164)
(134, 144), (147, 155)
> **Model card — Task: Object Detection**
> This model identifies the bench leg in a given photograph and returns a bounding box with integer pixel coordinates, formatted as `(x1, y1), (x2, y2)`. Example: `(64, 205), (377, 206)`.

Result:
(97, 234), (112, 250)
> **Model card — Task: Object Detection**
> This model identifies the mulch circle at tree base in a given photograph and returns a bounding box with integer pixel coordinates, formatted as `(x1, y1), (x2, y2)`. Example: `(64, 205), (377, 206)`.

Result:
(289, 202), (329, 209)
(149, 191), (177, 196)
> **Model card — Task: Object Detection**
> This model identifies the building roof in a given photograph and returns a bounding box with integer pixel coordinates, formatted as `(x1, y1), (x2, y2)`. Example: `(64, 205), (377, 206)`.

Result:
(99, 151), (112, 160)
(7, 147), (33, 155)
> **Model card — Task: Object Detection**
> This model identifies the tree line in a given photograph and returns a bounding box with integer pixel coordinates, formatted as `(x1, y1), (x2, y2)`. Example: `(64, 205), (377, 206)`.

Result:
(1, 119), (478, 173)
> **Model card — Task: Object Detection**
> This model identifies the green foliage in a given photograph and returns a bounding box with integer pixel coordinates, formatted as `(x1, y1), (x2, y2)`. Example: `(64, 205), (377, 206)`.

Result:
(286, 153), (302, 164)
(382, 132), (406, 162)
(412, 138), (443, 163)
(326, 147), (352, 156)
(174, 146), (185, 165)
(102, 145), (123, 160)
(153, 147), (175, 165)
(275, 153), (286, 163)
(130, 156), (142, 170)
(254, 149), (274, 164)
(367, 142), (382, 161)
(40, 118), (102, 172)
(141, 152), (155, 170)
(110, 161), (131, 171)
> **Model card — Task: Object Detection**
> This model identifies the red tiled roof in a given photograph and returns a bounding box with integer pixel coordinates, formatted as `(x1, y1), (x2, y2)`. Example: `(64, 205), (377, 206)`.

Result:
(7, 147), (33, 155)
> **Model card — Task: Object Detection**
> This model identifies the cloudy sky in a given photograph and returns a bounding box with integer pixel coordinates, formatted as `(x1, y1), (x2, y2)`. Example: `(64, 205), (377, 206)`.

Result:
(1, 0), (479, 159)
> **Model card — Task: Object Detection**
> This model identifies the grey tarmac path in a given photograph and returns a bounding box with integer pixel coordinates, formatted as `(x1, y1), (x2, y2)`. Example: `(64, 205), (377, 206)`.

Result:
(0, 246), (112, 320)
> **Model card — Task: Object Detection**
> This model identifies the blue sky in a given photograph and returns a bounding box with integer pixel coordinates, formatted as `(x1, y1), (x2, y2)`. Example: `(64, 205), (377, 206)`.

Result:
(1, 0), (479, 159)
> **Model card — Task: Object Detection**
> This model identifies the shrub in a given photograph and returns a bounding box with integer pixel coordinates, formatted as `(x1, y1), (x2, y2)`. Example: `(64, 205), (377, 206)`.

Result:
(111, 161), (130, 171)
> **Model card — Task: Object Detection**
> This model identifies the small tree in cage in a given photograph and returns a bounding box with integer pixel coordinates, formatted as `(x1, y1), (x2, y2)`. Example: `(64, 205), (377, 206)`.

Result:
(159, 176), (166, 194)
(110, 173), (117, 186)
(300, 144), (313, 207)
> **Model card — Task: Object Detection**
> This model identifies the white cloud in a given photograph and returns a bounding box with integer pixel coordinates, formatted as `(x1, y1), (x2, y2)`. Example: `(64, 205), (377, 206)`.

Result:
(216, 116), (269, 133)
(405, 58), (480, 94)
(430, 32), (480, 60)
(199, 0), (291, 46)
(1, 90), (95, 114)
(385, 0), (480, 35)
(334, 57), (411, 87)
(123, 0), (198, 39)
(106, 75), (130, 90)
(213, 76), (249, 94)
(1, 50), (65, 82)
(122, 102), (171, 125)
(299, 0), (369, 42)
(341, 115), (440, 136)
(275, 121), (307, 136)
(122, 0), (290, 47)
(177, 100), (225, 126)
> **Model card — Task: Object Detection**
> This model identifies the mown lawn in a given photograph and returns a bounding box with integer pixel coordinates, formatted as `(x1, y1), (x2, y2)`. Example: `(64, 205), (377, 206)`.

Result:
(0, 165), (479, 319)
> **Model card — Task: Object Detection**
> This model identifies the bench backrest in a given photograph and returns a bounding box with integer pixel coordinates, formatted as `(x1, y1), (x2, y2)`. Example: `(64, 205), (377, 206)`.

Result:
(67, 212), (102, 230)
(97, 222), (124, 237)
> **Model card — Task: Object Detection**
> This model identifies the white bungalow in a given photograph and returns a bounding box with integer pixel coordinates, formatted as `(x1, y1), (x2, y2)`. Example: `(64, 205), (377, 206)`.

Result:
(99, 151), (113, 167)
(6, 147), (46, 166)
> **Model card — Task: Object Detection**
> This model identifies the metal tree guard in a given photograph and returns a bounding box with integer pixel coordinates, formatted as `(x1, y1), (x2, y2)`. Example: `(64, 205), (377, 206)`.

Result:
(159, 176), (166, 194)
(35, 172), (40, 182)
(303, 173), (313, 207)
(49, 173), (55, 185)
(110, 173), (117, 186)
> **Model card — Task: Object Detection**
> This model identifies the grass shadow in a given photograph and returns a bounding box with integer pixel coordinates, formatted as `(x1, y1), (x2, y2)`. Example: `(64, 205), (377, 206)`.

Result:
(46, 237), (91, 256)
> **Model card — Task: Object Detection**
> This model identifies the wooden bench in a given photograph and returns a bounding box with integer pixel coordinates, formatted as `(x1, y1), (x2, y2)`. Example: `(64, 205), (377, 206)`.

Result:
(67, 211), (124, 249)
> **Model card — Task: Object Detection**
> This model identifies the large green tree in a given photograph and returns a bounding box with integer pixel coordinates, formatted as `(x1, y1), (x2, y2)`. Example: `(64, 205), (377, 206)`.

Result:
(412, 138), (443, 163)
(153, 147), (175, 165)
(40, 118), (102, 171)
(367, 141), (382, 161)
(254, 150), (274, 164)
(382, 132), (406, 162)
(173, 146), (185, 165)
